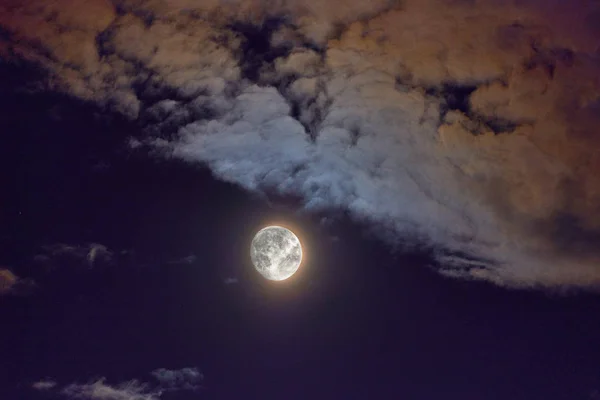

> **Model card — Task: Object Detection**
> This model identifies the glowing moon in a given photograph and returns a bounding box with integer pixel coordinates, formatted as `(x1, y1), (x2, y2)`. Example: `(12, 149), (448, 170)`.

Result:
(250, 226), (303, 281)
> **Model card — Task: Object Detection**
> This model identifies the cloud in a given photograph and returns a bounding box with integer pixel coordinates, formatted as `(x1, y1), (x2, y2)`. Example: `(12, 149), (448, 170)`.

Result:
(33, 368), (202, 400)
(167, 255), (197, 265)
(86, 244), (113, 266)
(151, 367), (203, 390)
(1, 0), (600, 289)
(38, 243), (113, 267)
(0, 268), (19, 295)
(0, 268), (35, 295)
(62, 379), (160, 400)
(32, 380), (58, 390)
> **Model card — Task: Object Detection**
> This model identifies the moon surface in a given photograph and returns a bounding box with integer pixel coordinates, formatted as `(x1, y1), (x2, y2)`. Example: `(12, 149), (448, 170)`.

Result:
(251, 226), (303, 281)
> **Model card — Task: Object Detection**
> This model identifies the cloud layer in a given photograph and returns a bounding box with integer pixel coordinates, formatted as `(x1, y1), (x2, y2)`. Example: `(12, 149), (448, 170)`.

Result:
(1, 0), (599, 288)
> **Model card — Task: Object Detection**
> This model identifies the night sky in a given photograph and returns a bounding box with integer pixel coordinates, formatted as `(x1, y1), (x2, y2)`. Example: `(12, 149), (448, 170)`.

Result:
(2, 1), (600, 399)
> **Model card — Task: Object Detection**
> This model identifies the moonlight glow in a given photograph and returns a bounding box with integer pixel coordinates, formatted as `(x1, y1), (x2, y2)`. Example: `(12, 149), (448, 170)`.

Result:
(250, 226), (303, 281)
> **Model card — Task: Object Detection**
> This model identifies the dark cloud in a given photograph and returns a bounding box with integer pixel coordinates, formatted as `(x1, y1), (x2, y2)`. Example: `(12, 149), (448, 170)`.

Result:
(1, 0), (599, 288)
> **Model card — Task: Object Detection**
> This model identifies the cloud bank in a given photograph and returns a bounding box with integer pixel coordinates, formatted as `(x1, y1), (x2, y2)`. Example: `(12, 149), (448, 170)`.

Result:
(1, 0), (599, 289)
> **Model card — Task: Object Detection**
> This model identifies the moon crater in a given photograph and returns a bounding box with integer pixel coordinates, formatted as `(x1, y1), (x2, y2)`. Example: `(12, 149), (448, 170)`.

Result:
(251, 226), (302, 281)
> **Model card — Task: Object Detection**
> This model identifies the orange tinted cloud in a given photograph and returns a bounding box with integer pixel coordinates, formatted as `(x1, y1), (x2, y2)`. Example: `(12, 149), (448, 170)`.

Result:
(1, 0), (599, 288)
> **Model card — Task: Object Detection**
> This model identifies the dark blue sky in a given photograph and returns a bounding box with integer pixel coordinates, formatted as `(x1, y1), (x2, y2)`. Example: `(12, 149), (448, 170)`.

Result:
(1, 66), (600, 400)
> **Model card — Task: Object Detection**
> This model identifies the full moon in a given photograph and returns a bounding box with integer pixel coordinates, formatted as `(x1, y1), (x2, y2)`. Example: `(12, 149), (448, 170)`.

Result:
(250, 226), (303, 281)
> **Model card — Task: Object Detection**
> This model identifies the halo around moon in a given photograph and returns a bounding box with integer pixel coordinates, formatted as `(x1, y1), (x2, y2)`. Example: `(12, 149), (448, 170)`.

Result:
(250, 226), (303, 281)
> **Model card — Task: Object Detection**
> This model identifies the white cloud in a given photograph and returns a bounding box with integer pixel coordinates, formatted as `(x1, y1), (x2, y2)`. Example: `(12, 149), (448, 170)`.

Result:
(62, 379), (160, 400)
(32, 380), (57, 391)
(87, 244), (113, 266)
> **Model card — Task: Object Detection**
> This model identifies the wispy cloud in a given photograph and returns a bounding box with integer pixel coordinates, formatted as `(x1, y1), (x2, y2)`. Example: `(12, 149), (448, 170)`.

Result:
(37, 243), (113, 268)
(167, 255), (197, 265)
(0, 268), (18, 295)
(32, 379), (57, 391)
(86, 244), (113, 266)
(32, 368), (203, 400)
(62, 379), (160, 400)
(151, 367), (203, 390)
(0, 268), (35, 296)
